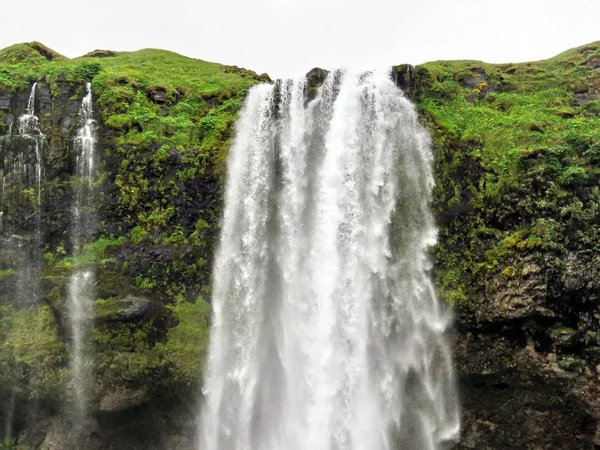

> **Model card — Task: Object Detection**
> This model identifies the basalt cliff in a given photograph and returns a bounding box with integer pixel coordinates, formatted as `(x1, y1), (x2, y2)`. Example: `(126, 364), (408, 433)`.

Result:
(1, 41), (600, 449)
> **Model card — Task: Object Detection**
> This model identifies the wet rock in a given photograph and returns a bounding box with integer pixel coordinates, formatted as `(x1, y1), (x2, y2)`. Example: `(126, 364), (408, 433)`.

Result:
(121, 295), (154, 320)
(586, 55), (600, 68)
(18, 417), (54, 449)
(0, 89), (10, 110)
(305, 67), (330, 90)
(455, 338), (597, 449)
(549, 326), (578, 348)
(574, 91), (598, 106)
(99, 388), (148, 412)
(304, 67), (330, 102)
(391, 64), (416, 95)
(38, 84), (52, 111)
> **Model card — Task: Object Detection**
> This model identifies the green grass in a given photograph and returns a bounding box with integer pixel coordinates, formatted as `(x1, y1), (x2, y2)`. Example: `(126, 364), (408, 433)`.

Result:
(0, 40), (264, 236)
(416, 41), (600, 310)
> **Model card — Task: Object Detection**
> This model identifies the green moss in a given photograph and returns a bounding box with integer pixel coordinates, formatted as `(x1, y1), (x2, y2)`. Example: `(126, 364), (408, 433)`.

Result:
(130, 226), (151, 244)
(0, 305), (66, 401)
(160, 295), (211, 385)
(420, 41), (600, 325)
(54, 236), (125, 269)
(0, 269), (16, 279)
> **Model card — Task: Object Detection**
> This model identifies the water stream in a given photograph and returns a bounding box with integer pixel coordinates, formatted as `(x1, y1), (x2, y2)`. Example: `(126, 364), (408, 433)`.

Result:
(199, 70), (460, 450)
(66, 82), (97, 420)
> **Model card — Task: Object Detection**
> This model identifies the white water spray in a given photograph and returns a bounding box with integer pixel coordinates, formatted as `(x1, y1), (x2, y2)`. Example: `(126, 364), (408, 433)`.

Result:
(199, 70), (460, 450)
(66, 83), (97, 418)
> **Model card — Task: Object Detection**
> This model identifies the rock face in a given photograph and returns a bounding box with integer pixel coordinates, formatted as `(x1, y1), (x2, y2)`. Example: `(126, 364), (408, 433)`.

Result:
(2, 40), (600, 449)
(391, 63), (416, 94)
(0, 43), (253, 449)
(417, 41), (600, 449)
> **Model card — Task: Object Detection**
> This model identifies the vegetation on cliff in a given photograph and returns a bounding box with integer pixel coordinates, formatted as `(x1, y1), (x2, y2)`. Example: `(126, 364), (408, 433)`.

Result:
(0, 41), (267, 419)
(414, 41), (600, 380)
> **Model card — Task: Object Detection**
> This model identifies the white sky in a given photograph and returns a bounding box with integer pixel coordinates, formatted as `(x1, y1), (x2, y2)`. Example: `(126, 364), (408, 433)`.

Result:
(1, 0), (599, 78)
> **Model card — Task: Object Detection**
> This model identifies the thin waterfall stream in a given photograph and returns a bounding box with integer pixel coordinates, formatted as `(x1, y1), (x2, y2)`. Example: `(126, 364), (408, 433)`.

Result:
(199, 70), (460, 450)
(66, 83), (98, 420)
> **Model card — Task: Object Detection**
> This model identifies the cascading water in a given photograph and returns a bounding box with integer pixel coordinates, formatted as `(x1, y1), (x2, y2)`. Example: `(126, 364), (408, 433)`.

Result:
(17, 82), (43, 210)
(0, 82), (44, 305)
(66, 82), (97, 419)
(199, 69), (460, 450)
(0, 82), (44, 445)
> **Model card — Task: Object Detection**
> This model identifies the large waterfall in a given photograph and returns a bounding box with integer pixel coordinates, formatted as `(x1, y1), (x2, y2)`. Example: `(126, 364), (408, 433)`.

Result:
(199, 70), (460, 450)
(66, 83), (98, 419)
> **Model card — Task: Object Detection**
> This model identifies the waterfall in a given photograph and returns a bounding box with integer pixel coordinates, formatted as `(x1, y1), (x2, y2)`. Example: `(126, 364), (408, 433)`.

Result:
(17, 82), (43, 210)
(0, 82), (44, 445)
(199, 70), (460, 450)
(66, 83), (97, 419)
(0, 82), (43, 306)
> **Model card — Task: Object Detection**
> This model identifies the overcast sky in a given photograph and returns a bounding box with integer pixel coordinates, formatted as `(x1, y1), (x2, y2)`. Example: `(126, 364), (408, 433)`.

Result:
(1, 0), (599, 78)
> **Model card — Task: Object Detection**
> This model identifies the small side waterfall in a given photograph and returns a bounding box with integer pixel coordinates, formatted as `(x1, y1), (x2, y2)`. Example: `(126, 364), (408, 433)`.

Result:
(66, 83), (98, 420)
(17, 82), (43, 211)
(0, 82), (44, 445)
(0, 82), (44, 305)
(199, 70), (460, 450)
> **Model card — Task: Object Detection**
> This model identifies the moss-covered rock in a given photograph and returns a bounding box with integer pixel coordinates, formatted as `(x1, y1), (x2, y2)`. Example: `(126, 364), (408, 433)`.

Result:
(0, 43), (260, 448)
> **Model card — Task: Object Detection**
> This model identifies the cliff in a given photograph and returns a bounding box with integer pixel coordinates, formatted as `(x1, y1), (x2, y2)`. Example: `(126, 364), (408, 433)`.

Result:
(0, 40), (599, 449)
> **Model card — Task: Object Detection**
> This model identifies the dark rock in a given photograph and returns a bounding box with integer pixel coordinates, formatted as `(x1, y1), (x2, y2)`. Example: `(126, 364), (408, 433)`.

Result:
(530, 123), (545, 132)
(454, 338), (598, 450)
(258, 73), (272, 83)
(82, 49), (116, 58)
(0, 89), (10, 110)
(483, 256), (551, 321)
(391, 64), (416, 95)
(98, 388), (148, 412)
(27, 41), (62, 61)
(121, 295), (154, 320)
(305, 68), (330, 103)
(305, 67), (330, 90)
(96, 294), (157, 322)
(458, 69), (489, 89)
(146, 87), (167, 104)
(38, 84), (52, 110)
